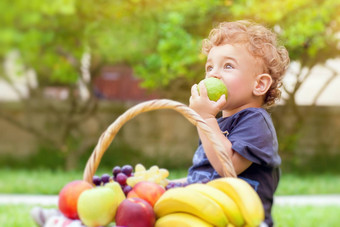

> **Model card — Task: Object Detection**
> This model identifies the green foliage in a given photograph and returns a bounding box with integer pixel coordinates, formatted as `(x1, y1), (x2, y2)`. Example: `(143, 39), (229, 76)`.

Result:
(1, 0), (339, 86)
(135, 12), (203, 87)
(1, 0), (340, 172)
(229, 0), (340, 64)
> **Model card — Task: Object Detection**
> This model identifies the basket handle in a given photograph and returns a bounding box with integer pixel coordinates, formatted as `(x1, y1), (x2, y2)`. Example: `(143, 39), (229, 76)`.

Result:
(83, 99), (236, 183)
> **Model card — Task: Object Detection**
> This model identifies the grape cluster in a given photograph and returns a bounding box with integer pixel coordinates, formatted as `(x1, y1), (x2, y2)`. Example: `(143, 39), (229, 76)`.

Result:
(92, 164), (134, 196)
(92, 163), (170, 195)
(126, 164), (169, 188)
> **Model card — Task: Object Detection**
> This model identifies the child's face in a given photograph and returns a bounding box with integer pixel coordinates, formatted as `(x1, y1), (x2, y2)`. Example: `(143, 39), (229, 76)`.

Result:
(205, 43), (262, 111)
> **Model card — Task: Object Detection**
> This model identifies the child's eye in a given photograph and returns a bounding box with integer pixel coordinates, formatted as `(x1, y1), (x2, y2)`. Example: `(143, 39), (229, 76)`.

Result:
(206, 66), (213, 72)
(224, 63), (233, 69)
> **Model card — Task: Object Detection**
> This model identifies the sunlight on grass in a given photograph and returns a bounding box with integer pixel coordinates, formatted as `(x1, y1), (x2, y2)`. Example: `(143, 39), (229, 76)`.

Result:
(273, 205), (340, 227)
(275, 173), (340, 195)
(1, 204), (339, 227)
(0, 205), (37, 227)
(0, 168), (339, 195)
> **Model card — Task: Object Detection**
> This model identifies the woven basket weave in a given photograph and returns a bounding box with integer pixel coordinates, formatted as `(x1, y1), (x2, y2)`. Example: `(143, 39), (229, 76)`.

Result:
(83, 99), (236, 183)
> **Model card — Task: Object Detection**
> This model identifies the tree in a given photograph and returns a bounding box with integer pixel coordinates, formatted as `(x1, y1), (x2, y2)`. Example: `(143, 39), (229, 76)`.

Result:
(0, 0), (231, 169)
(2, 0), (339, 91)
(1, 0), (339, 169)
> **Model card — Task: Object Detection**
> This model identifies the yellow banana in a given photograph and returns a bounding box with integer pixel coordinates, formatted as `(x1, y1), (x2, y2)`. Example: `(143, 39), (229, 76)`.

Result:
(154, 187), (228, 227)
(186, 183), (245, 227)
(155, 212), (213, 227)
(207, 177), (264, 227)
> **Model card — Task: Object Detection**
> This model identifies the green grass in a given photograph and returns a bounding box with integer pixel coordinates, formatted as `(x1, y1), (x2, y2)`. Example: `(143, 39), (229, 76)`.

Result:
(0, 168), (83, 194)
(0, 168), (189, 195)
(272, 205), (340, 227)
(0, 168), (339, 195)
(1, 204), (339, 227)
(0, 168), (339, 227)
(275, 173), (340, 195)
(0, 205), (39, 227)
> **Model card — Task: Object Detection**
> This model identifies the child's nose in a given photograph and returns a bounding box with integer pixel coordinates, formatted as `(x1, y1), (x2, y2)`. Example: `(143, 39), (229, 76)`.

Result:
(206, 67), (222, 79)
(207, 71), (221, 79)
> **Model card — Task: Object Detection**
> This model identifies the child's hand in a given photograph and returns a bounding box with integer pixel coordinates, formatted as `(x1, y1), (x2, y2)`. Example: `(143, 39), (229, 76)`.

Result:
(189, 81), (226, 119)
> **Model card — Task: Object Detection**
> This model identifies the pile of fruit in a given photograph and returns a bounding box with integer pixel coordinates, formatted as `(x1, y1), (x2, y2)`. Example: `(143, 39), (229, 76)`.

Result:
(56, 163), (264, 227)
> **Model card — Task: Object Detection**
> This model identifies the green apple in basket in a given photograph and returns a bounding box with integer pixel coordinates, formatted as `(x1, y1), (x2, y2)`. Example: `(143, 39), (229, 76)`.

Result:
(104, 181), (126, 205)
(77, 184), (122, 227)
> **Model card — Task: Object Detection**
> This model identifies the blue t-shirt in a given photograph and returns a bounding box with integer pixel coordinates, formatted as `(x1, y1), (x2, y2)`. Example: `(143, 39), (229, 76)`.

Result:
(187, 108), (281, 227)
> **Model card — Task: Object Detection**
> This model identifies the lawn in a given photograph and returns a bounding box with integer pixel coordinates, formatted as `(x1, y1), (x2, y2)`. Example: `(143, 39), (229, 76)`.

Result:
(0, 168), (339, 195)
(1, 168), (339, 227)
(0, 204), (339, 227)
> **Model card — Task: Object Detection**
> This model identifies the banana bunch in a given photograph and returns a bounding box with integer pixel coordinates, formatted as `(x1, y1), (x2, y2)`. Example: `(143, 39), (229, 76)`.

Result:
(154, 177), (264, 227)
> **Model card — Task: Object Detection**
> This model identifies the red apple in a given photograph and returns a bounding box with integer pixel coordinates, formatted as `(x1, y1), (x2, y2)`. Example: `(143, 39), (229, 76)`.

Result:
(58, 180), (93, 219)
(128, 181), (165, 207)
(115, 198), (155, 227)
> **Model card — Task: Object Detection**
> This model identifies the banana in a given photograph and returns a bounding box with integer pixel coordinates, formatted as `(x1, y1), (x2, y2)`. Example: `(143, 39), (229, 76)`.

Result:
(154, 187), (228, 227)
(207, 178), (264, 227)
(186, 183), (245, 227)
(155, 212), (213, 227)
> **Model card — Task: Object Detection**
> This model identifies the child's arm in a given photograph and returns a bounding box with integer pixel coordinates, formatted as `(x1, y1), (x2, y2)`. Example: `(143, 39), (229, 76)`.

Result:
(190, 83), (252, 176)
(198, 117), (252, 176)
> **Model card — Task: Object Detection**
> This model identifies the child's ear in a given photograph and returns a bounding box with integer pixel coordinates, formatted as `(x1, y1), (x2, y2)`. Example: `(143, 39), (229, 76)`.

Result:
(253, 74), (272, 96)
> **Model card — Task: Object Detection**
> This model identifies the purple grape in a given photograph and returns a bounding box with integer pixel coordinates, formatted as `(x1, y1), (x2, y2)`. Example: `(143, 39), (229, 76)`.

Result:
(101, 173), (111, 184)
(201, 178), (210, 184)
(112, 166), (121, 177)
(174, 182), (184, 187)
(165, 184), (173, 190)
(92, 175), (102, 186)
(182, 182), (190, 187)
(168, 182), (176, 187)
(165, 182), (176, 190)
(123, 185), (133, 196)
(121, 165), (133, 177)
(116, 173), (127, 186)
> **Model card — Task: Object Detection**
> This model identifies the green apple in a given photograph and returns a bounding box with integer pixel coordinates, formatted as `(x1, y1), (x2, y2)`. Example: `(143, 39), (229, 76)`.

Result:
(77, 187), (118, 227)
(104, 181), (126, 205)
(198, 77), (228, 101)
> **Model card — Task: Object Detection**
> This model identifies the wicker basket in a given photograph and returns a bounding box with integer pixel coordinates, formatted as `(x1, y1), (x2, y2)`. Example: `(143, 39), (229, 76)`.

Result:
(83, 99), (236, 183)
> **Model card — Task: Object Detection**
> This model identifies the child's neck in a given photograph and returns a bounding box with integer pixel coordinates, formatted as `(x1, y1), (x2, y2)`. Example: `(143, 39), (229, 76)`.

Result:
(222, 101), (263, 118)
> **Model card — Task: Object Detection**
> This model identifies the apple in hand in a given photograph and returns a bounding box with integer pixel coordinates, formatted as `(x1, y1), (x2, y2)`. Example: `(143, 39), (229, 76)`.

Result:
(58, 180), (93, 219)
(127, 181), (165, 207)
(115, 198), (156, 227)
(77, 187), (118, 227)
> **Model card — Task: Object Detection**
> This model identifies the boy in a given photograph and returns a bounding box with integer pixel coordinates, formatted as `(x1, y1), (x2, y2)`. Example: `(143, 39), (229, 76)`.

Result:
(187, 20), (290, 226)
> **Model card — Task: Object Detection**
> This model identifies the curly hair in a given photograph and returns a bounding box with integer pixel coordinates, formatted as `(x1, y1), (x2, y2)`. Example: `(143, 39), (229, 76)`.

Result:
(202, 20), (290, 108)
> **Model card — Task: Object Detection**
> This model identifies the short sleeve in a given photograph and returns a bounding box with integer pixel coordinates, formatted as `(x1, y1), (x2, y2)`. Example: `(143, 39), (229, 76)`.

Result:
(222, 109), (281, 167)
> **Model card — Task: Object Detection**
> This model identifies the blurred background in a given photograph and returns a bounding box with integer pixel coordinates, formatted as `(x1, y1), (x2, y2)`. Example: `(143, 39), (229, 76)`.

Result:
(0, 0), (339, 174)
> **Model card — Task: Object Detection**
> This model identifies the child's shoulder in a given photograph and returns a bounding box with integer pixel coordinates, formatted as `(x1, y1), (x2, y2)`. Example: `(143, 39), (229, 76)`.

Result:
(219, 107), (272, 127)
